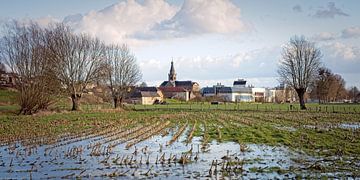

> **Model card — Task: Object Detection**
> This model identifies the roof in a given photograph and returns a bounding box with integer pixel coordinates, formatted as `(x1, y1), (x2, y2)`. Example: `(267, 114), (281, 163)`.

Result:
(169, 61), (175, 74)
(129, 86), (161, 98)
(202, 86), (253, 94)
(202, 87), (215, 94)
(233, 79), (247, 86)
(130, 91), (160, 98)
(232, 87), (252, 93)
(136, 87), (158, 92)
(159, 86), (188, 92)
(175, 81), (193, 87)
(217, 87), (232, 93)
(141, 91), (160, 97)
(160, 81), (194, 88)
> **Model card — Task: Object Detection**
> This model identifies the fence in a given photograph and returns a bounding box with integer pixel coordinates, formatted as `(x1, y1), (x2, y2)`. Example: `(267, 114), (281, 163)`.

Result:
(125, 103), (360, 114)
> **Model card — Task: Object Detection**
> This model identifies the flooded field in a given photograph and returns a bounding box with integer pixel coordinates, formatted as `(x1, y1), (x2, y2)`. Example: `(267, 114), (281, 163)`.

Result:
(0, 110), (359, 179)
(0, 130), (338, 179)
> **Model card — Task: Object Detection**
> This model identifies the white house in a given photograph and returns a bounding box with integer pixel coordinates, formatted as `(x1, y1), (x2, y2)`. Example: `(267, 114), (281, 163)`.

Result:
(201, 79), (276, 103)
(233, 87), (253, 102)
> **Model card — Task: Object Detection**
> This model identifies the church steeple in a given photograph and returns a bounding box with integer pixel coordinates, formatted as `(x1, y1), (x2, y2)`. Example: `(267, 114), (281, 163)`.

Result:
(168, 60), (176, 82)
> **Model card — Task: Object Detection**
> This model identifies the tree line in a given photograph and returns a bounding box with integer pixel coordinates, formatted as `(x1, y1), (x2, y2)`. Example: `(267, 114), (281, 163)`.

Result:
(0, 21), (141, 114)
(1, 22), (358, 114)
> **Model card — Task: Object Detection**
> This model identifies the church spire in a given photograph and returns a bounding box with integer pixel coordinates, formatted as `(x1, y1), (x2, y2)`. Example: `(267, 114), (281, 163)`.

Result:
(168, 60), (176, 82)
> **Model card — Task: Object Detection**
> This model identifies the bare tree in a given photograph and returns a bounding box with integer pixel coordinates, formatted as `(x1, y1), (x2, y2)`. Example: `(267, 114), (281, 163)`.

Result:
(0, 21), (60, 114)
(311, 68), (348, 103)
(104, 44), (141, 108)
(327, 74), (347, 102)
(46, 24), (107, 111)
(0, 62), (6, 73)
(139, 82), (147, 87)
(311, 67), (332, 103)
(348, 86), (359, 103)
(278, 36), (322, 109)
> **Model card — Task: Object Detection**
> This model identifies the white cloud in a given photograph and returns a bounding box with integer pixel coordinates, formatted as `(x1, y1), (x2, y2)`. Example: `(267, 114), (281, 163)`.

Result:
(312, 32), (337, 41)
(65, 0), (178, 46)
(232, 52), (256, 68)
(35, 16), (60, 27)
(0, 16), (59, 29)
(292, 5), (302, 13)
(324, 42), (360, 61)
(321, 42), (360, 83)
(149, 0), (247, 38)
(139, 59), (164, 71)
(139, 47), (279, 87)
(146, 77), (278, 88)
(311, 27), (360, 42)
(341, 27), (360, 39)
(188, 77), (278, 88)
(312, 2), (349, 19)
(62, 0), (247, 46)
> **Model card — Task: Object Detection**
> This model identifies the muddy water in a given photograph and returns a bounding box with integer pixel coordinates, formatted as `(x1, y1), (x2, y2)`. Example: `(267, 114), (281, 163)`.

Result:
(0, 127), (347, 179)
(339, 123), (360, 130)
(304, 123), (360, 131)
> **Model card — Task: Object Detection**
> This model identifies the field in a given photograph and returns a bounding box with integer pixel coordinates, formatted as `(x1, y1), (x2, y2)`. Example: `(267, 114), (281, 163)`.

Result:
(128, 102), (360, 113)
(0, 108), (359, 179)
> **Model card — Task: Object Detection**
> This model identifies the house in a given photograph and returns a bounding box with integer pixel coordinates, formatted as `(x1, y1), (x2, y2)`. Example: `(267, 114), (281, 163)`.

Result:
(233, 87), (253, 102)
(158, 86), (190, 101)
(128, 87), (164, 105)
(233, 79), (247, 88)
(159, 61), (200, 100)
(216, 86), (233, 102)
(0, 71), (17, 88)
(201, 79), (276, 103)
(201, 82), (253, 102)
(274, 84), (298, 103)
(201, 86), (217, 97)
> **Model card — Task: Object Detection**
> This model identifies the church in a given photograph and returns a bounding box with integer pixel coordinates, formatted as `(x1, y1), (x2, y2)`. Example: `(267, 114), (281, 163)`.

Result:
(159, 61), (200, 101)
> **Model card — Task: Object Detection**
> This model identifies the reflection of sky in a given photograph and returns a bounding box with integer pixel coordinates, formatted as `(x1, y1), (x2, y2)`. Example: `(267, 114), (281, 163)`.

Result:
(0, 129), (311, 179)
(1, 0), (359, 88)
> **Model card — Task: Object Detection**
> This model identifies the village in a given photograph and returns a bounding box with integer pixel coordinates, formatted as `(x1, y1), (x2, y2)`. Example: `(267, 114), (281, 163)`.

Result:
(0, 60), (298, 105)
(1, 60), (357, 106)
(122, 61), (298, 105)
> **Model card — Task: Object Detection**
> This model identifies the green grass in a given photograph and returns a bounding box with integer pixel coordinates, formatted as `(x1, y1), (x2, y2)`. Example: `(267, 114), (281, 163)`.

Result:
(2, 87), (359, 114)
(0, 89), (20, 114)
(128, 102), (360, 113)
(0, 87), (359, 158)
(0, 88), (17, 104)
(0, 108), (359, 179)
(4, 110), (358, 156)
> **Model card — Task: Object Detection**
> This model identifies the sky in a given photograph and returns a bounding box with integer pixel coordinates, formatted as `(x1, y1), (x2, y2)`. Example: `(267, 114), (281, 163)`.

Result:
(0, 0), (359, 88)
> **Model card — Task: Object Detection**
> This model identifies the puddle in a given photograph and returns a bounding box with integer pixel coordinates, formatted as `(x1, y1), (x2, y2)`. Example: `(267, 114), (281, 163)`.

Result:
(0, 126), (356, 179)
(273, 125), (297, 132)
(304, 123), (360, 131)
(338, 123), (360, 130)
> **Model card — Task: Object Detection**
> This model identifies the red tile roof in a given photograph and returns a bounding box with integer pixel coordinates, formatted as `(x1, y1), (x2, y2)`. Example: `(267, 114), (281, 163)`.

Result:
(158, 86), (188, 92)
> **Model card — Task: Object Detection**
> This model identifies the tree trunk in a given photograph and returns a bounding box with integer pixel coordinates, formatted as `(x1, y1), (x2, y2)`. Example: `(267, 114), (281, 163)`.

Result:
(295, 88), (306, 110)
(71, 94), (80, 111)
(119, 97), (123, 108)
(113, 97), (118, 109)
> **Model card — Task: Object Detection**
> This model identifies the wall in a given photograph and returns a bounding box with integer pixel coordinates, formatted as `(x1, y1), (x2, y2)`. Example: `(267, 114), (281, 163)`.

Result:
(173, 92), (189, 101)
(217, 93), (233, 102)
(235, 93), (253, 102)
(141, 96), (163, 105)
